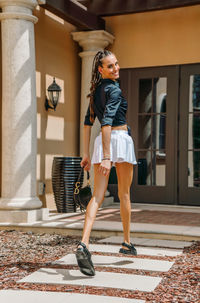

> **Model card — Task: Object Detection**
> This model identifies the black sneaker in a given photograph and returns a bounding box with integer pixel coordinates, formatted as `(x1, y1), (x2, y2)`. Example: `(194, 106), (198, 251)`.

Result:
(119, 242), (137, 256)
(75, 242), (95, 276)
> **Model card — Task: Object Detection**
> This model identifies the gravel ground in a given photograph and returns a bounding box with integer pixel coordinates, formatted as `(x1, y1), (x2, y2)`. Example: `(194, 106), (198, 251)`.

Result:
(0, 230), (199, 302)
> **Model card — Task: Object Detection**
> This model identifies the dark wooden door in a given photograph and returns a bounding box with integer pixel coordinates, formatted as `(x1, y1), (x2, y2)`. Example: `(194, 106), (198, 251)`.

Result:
(120, 66), (179, 204)
(120, 65), (200, 206)
(179, 64), (200, 205)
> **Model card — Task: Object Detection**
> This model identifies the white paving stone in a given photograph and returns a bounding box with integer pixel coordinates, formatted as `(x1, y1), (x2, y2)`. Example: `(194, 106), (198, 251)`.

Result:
(98, 236), (146, 245)
(54, 254), (174, 272)
(19, 268), (162, 292)
(0, 290), (145, 303)
(89, 244), (182, 257)
(98, 236), (192, 248)
(183, 227), (200, 237)
(140, 239), (193, 248)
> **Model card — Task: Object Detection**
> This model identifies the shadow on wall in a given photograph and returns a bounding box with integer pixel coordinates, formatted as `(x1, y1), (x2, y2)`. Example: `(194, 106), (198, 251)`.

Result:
(34, 6), (81, 210)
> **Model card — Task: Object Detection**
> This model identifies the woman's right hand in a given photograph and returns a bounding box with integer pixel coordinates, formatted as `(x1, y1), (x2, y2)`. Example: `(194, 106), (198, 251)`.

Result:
(81, 155), (91, 171)
(98, 159), (111, 177)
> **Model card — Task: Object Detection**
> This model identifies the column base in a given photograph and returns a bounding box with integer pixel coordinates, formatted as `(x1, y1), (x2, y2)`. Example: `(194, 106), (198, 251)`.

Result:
(0, 197), (42, 210)
(0, 208), (49, 223)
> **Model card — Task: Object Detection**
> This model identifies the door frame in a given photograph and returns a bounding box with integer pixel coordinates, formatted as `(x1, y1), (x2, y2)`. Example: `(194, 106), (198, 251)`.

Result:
(120, 66), (180, 204)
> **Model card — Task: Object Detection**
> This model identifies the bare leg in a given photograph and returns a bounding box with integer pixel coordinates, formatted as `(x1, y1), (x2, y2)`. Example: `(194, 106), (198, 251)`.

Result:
(115, 162), (133, 246)
(76, 164), (109, 276)
(81, 164), (110, 247)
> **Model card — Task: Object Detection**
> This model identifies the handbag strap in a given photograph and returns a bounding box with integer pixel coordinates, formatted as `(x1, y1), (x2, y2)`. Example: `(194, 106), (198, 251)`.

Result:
(77, 167), (90, 183)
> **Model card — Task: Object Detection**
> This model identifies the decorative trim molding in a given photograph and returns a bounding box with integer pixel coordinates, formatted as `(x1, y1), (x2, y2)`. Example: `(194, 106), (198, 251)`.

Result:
(0, 12), (38, 23)
(72, 30), (115, 51)
(0, 0), (38, 10)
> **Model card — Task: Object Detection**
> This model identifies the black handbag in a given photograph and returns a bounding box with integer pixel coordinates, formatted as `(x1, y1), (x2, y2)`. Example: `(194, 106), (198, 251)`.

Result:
(74, 167), (92, 212)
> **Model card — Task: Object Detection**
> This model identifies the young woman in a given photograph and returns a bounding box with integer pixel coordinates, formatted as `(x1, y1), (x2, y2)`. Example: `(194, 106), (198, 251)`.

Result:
(76, 50), (137, 276)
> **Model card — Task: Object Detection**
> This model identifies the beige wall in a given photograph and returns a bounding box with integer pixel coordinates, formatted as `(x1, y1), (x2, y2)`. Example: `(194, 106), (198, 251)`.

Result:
(105, 5), (200, 68)
(0, 23), (1, 197)
(34, 7), (81, 210)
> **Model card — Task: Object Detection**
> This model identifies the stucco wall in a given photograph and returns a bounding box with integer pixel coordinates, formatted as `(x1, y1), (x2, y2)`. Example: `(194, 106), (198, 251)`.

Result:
(34, 7), (81, 210)
(0, 23), (1, 197)
(105, 5), (200, 68)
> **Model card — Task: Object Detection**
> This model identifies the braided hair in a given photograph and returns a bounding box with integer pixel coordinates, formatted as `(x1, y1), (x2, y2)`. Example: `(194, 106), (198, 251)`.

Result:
(88, 50), (112, 124)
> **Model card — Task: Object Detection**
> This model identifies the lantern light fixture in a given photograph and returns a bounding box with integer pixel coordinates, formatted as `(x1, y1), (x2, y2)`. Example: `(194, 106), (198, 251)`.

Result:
(45, 77), (62, 111)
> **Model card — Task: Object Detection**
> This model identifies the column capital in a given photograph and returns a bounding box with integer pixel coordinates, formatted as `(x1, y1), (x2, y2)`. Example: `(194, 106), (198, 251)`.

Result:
(0, 0), (39, 10)
(0, 0), (40, 23)
(72, 30), (115, 52)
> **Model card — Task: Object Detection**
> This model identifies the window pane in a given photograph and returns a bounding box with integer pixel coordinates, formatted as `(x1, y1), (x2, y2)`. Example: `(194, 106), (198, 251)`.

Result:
(188, 113), (200, 150)
(138, 151), (151, 186)
(155, 78), (167, 114)
(139, 78), (167, 113)
(138, 150), (166, 186)
(139, 79), (152, 113)
(138, 115), (152, 149)
(139, 114), (166, 151)
(152, 150), (166, 186)
(188, 151), (200, 187)
(159, 113), (166, 150)
(189, 75), (200, 112)
(153, 114), (166, 151)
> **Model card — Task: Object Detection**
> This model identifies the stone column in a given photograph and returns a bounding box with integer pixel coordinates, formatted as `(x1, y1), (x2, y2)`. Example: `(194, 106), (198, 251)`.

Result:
(72, 31), (115, 206)
(0, 0), (47, 222)
(72, 31), (115, 157)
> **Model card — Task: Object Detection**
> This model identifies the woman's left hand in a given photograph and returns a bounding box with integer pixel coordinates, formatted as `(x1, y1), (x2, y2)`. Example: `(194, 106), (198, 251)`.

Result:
(98, 159), (111, 177)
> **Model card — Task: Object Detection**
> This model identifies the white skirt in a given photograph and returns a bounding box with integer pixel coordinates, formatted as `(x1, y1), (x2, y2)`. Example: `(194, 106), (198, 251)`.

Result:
(91, 130), (137, 165)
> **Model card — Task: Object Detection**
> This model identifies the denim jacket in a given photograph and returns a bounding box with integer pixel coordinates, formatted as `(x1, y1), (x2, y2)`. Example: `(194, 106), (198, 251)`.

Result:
(84, 79), (127, 127)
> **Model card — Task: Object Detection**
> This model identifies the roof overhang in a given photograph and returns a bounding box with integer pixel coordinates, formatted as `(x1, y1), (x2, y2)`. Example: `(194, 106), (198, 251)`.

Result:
(40, 0), (105, 30)
(83, 0), (200, 16)
(40, 0), (200, 31)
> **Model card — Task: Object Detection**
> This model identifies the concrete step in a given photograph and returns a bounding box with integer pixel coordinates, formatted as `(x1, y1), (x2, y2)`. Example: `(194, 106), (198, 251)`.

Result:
(89, 244), (183, 256)
(19, 268), (162, 292)
(98, 236), (193, 249)
(54, 253), (174, 272)
(0, 290), (145, 303)
(0, 220), (198, 241)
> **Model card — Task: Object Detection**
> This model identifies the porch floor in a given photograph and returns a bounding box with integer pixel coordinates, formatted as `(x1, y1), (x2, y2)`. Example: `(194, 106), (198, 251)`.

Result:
(0, 203), (199, 241)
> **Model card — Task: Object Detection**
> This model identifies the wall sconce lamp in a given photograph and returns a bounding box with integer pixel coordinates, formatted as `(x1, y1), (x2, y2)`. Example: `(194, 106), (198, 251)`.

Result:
(45, 77), (62, 111)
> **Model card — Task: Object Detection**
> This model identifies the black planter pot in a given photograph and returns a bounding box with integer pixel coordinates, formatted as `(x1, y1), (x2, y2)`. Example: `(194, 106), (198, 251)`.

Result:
(52, 157), (83, 213)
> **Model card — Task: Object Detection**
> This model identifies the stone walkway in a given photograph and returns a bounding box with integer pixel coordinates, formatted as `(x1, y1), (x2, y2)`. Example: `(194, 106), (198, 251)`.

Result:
(0, 204), (198, 302)
(0, 236), (189, 303)
(0, 290), (144, 303)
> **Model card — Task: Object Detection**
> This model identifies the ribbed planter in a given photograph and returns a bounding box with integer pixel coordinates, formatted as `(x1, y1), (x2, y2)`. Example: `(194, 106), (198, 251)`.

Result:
(52, 157), (83, 213)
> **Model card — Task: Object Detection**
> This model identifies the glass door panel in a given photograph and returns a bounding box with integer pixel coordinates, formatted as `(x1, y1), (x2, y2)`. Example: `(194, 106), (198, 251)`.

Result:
(120, 66), (179, 204)
(138, 77), (167, 188)
(188, 76), (200, 188)
(179, 65), (200, 205)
